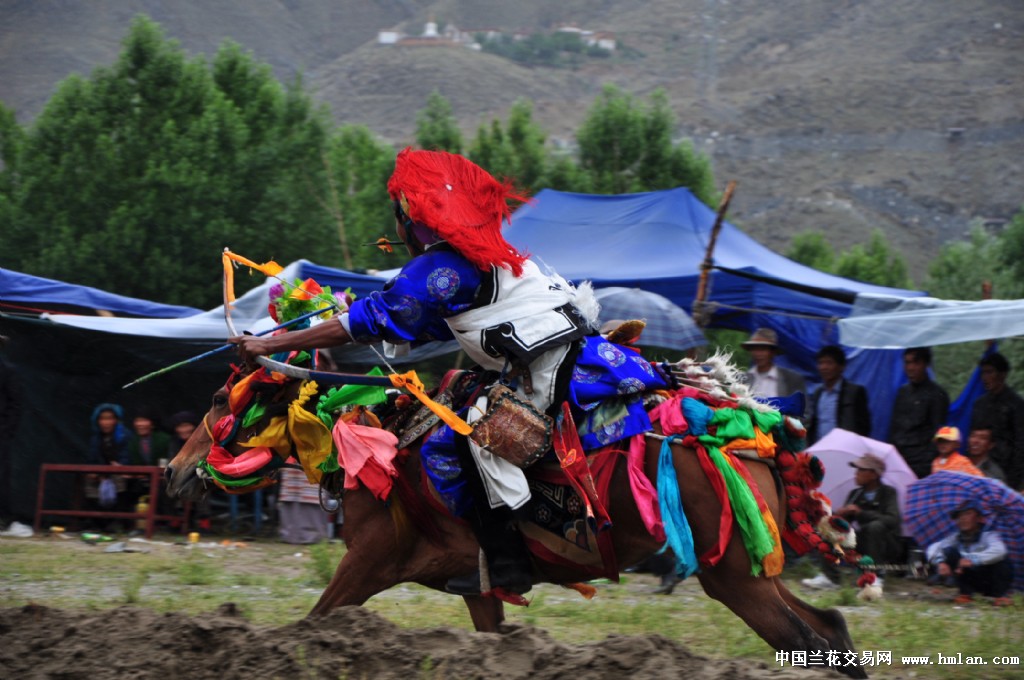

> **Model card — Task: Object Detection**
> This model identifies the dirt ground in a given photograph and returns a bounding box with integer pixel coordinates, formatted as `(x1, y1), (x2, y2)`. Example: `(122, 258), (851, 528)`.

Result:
(0, 601), (839, 680)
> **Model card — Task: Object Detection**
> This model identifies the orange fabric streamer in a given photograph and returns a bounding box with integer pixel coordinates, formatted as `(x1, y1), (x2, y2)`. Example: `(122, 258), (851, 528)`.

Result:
(222, 249), (285, 306)
(388, 371), (473, 435)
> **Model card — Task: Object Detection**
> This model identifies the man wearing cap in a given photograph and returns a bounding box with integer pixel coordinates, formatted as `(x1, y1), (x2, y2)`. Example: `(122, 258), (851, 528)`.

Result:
(925, 501), (1012, 606)
(836, 453), (903, 566)
(803, 452), (902, 589)
(741, 327), (806, 399)
(931, 426), (983, 477)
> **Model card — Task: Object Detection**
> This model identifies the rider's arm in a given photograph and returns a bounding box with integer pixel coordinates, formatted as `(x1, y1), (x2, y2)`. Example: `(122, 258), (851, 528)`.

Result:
(231, 316), (352, 361)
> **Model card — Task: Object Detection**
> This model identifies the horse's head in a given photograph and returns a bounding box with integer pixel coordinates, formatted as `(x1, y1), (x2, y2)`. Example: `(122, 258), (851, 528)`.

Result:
(165, 362), (311, 501)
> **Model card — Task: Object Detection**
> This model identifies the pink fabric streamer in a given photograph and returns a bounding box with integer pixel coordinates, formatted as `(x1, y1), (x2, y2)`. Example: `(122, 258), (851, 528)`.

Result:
(331, 418), (400, 498)
(625, 398), (691, 543)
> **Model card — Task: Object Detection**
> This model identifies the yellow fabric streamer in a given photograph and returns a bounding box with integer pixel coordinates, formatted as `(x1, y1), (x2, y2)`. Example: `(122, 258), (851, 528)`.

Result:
(389, 371), (473, 435)
(288, 381), (334, 484)
(239, 416), (291, 455)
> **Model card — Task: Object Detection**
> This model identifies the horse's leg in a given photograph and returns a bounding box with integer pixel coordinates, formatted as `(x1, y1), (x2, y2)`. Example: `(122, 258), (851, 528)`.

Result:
(774, 577), (859, 656)
(662, 440), (867, 679)
(308, 530), (403, 616)
(463, 595), (505, 633)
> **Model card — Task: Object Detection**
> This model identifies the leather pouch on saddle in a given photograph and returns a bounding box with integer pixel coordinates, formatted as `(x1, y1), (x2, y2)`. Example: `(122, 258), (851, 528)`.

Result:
(469, 385), (553, 468)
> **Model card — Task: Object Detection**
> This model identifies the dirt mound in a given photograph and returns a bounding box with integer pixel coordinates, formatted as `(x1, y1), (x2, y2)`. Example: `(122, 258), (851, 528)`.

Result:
(0, 603), (834, 679)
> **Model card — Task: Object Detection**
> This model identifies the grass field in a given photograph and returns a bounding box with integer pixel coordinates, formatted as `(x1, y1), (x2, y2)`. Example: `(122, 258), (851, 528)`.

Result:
(1, 532), (1021, 678)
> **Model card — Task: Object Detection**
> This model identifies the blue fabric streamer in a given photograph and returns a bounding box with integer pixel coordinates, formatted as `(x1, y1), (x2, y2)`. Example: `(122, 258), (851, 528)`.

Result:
(681, 397), (714, 436)
(657, 435), (699, 578)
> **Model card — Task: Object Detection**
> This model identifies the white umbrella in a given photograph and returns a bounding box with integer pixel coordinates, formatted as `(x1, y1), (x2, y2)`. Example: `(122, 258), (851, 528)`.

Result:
(807, 428), (919, 535)
(594, 287), (706, 351)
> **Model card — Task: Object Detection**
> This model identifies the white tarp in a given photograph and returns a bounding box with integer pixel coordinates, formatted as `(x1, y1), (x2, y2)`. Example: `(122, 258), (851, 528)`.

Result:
(41, 261), (457, 365)
(839, 293), (1024, 348)
(44, 261), (307, 339)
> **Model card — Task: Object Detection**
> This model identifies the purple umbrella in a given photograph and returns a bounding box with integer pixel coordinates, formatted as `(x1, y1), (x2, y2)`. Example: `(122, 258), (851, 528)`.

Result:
(807, 428), (919, 535)
(905, 471), (1024, 592)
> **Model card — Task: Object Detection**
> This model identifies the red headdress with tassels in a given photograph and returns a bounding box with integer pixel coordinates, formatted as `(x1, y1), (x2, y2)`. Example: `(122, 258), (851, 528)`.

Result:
(387, 147), (530, 276)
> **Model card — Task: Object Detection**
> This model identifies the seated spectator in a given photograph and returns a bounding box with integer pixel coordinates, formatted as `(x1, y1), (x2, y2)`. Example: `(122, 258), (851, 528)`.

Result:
(84, 403), (131, 528)
(925, 501), (1013, 606)
(126, 408), (171, 467)
(87, 403), (130, 466)
(167, 411), (200, 458)
(966, 427), (1008, 483)
(931, 426), (983, 477)
(834, 453), (904, 568)
(806, 345), (871, 444)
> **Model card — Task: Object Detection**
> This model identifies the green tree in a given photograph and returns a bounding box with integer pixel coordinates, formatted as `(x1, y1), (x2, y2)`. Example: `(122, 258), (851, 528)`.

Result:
(926, 223), (1024, 394)
(996, 204), (1024, 284)
(468, 99), (547, 192)
(834, 229), (913, 289)
(323, 125), (397, 273)
(0, 16), (339, 308)
(575, 85), (716, 204)
(0, 102), (24, 248)
(415, 90), (462, 153)
(787, 232), (836, 272)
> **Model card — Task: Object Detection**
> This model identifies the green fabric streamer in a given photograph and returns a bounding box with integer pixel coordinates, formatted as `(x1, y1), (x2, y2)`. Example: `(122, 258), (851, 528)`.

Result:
(316, 366), (389, 420)
(697, 439), (777, 576)
(749, 408), (783, 434)
(241, 403), (267, 428)
(709, 407), (754, 440)
(198, 461), (268, 488)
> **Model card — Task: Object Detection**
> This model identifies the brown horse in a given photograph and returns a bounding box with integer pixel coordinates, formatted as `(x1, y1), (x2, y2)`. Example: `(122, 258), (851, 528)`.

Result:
(166, 371), (866, 679)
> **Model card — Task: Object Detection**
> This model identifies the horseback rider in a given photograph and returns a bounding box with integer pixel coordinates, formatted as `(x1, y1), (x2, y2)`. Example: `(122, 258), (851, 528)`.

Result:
(233, 148), (674, 597)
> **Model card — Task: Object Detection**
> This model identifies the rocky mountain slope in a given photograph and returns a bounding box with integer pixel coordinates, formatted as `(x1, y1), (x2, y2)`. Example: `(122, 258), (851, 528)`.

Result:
(1, 0), (1021, 281)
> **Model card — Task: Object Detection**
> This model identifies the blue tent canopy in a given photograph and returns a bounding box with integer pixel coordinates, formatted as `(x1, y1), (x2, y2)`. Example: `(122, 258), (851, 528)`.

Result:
(0, 267), (203, 318)
(508, 188), (926, 440)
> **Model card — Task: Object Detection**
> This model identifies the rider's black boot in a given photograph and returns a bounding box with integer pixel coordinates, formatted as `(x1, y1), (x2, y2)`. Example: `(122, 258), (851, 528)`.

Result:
(445, 504), (533, 596)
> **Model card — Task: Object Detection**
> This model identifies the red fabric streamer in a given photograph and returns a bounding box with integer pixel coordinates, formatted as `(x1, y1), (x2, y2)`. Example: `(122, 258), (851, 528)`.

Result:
(688, 438), (735, 569)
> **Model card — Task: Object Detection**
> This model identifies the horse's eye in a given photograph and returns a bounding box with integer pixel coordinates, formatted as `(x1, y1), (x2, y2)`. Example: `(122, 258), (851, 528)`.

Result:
(212, 395), (228, 408)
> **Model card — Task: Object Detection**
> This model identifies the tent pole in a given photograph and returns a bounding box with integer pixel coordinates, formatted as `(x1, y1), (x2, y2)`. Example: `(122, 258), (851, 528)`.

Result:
(692, 180), (736, 328)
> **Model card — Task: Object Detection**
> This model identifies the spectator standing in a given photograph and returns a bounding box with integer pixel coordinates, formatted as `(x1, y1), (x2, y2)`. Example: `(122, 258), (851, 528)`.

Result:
(0, 335), (21, 529)
(969, 352), (1024, 490)
(925, 501), (1013, 606)
(277, 463), (331, 544)
(741, 328), (806, 398)
(834, 453), (904, 569)
(931, 427), (983, 477)
(805, 345), (871, 444)
(888, 347), (949, 479)
(965, 427), (1008, 483)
